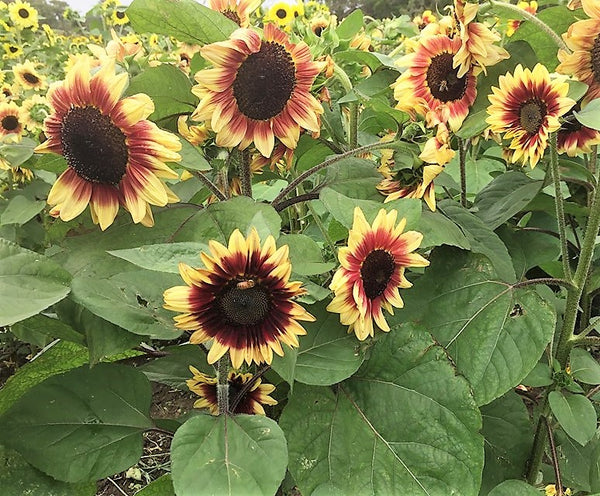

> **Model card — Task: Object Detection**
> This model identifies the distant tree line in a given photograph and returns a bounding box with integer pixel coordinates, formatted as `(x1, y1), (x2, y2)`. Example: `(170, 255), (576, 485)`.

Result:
(325, 0), (452, 19)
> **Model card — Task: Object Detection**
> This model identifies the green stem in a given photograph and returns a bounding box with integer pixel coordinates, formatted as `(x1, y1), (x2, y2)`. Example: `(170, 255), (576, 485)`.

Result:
(550, 132), (572, 281)
(459, 138), (467, 207)
(573, 316), (600, 340)
(487, 0), (570, 53)
(216, 356), (230, 415)
(193, 171), (227, 201)
(348, 103), (359, 149)
(239, 148), (252, 198)
(526, 401), (550, 484)
(271, 140), (396, 207)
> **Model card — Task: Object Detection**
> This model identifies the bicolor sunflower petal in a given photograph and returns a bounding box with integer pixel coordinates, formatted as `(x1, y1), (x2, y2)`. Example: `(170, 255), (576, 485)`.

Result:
(192, 24), (323, 158)
(0, 101), (25, 142)
(487, 63), (575, 168)
(393, 35), (477, 131)
(208, 0), (260, 27)
(163, 228), (314, 369)
(327, 207), (429, 340)
(558, 103), (600, 156)
(34, 59), (181, 230)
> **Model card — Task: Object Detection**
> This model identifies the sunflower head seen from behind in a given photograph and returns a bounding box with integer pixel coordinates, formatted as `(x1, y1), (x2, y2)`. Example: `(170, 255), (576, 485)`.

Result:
(328, 207), (430, 341)
(163, 228), (315, 369)
(34, 59), (181, 230)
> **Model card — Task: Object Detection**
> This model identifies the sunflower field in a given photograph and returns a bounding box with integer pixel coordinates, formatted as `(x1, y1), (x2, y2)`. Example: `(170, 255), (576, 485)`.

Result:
(2, 0), (600, 494)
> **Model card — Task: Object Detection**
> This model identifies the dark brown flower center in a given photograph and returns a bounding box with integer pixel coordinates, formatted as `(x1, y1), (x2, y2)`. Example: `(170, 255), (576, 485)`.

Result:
(18, 8), (30, 18)
(1, 115), (19, 131)
(426, 52), (468, 102)
(222, 9), (241, 25)
(233, 41), (296, 121)
(219, 280), (271, 326)
(361, 249), (396, 299)
(61, 106), (129, 185)
(9, 46), (18, 53)
(23, 72), (39, 84)
(116, 10), (125, 19)
(276, 8), (287, 19)
(592, 35), (600, 83)
(313, 25), (325, 36)
(519, 99), (546, 135)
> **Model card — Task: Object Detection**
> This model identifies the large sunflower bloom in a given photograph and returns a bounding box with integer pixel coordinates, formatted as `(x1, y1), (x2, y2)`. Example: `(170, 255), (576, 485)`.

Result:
(13, 61), (47, 91)
(327, 208), (429, 341)
(34, 60), (181, 230)
(393, 35), (477, 131)
(186, 366), (277, 415)
(209, 0), (260, 27)
(163, 228), (315, 369)
(452, 0), (509, 77)
(556, 0), (600, 104)
(0, 101), (25, 142)
(487, 64), (574, 167)
(8, 0), (38, 29)
(192, 24), (323, 158)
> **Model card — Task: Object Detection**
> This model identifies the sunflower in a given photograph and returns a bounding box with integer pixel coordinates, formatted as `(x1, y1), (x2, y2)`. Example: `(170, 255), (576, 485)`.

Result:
(8, 1), (38, 29)
(10, 165), (33, 183)
(556, 0), (600, 104)
(208, 0), (260, 27)
(265, 2), (295, 26)
(34, 60), (181, 230)
(393, 35), (477, 131)
(186, 366), (277, 415)
(328, 208), (429, 341)
(557, 104), (600, 156)
(0, 82), (18, 100)
(109, 9), (129, 25)
(192, 24), (323, 158)
(487, 64), (574, 168)
(452, 0), (509, 77)
(413, 9), (437, 30)
(310, 16), (329, 37)
(13, 61), (46, 91)
(178, 115), (210, 146)
(3, 43), (22, 59)
(163, 228), (315, 369)
(0, 101), (25, 142)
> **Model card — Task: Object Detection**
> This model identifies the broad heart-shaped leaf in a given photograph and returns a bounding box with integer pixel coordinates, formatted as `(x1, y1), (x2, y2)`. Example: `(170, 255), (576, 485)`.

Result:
(125, 64), (196, 127)
(108, 241), (210, 273)
(549, 391), (597, 446)
(170, 196), (282, 244)
(571, 348), (600, 385)
(277, 234), (335, 276)
(171, 414), (288, 496)
(556, 429), (600, 493)
(280, 325), (483, 495)
(438, 201), (516, 282)
(473, 171), (543, 229)
(487, 480), (540, 496)
(0, 195), (45, 226)
(271, 301), (365, 386)
(0, 363), (153, 482)
(71, 270), (182, 339)
(0, 445), (96, 496)
(401, 247), (555, 406)
(0, 238), (71, 326)
(419, 209), (471, 250)
(10, 313), (85, 348)
(127, 0), (237, 45)
(319, 187), (422, 231)
(575, 99), (600, 131)
(135, 474), (175, 495)
(323, 158), (383, 200)
(335, 8), (363, 39)
(480, 391), (533, 495)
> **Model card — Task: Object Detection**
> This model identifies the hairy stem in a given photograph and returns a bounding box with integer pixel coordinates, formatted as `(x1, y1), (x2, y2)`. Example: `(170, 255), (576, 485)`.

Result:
(193, 171), (227, 201)
(550, 132), (572, 281)
(216, 356), (230, 415)
(239, 148), (252, 198)
(349, 103), (359, 149)
(546, 417), (563, 495)
(459, 138), (467, 207)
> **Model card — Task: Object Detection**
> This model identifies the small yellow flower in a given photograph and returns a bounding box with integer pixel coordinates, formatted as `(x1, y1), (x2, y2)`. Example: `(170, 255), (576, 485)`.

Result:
(8, 1), (38, 30)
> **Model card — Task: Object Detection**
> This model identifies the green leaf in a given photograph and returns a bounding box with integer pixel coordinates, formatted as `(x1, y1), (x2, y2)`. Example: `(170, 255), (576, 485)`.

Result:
(277, 234), (334, 276)
(171, 414), (288, 496)
(0, 138), (36, 167)
(10, 313), (85, 348)
(178, 138), (212, 172)
(139, 344), (212, 389)
(272, 301), (365, 386)
(473, 172), (543, 229)
(135, 474), (175, 496)
(522, 361), (554, 387)
(0, 341), (89, 416)
(0, 238), (71, 326)
(353, 70), (399, 101)
(419, 209), (471, 250)
(556, 429), (600, 492)
(571, 348), (600, 385)
(439, 201), (516, 282)
(487, 480), (541, 496)
(0, 445), (95, 496)
(0, 195), (45, 226)
(575, 99), (600, 131)
(280, 326), (483, 495)
(480, 392), (533, 495)
(70, 270), (182, 340)
(33, 154), (68, 174)
(323, 158), (383, 200)
(445, 156), (504, 197)
(127, 0), (237, 45)
(320, 187), (421, 231)
(336, 9), (363, 39)
(125, 64), (197, 126)
(0, 363), (153, 482)
(509, 6), (580, 71)
(108, 242), (209, 273)
(549, 391), (597, 446)
(401, 247), (555, 405)
(334, 51), (397, 72)
(171, 196), (282, 244)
